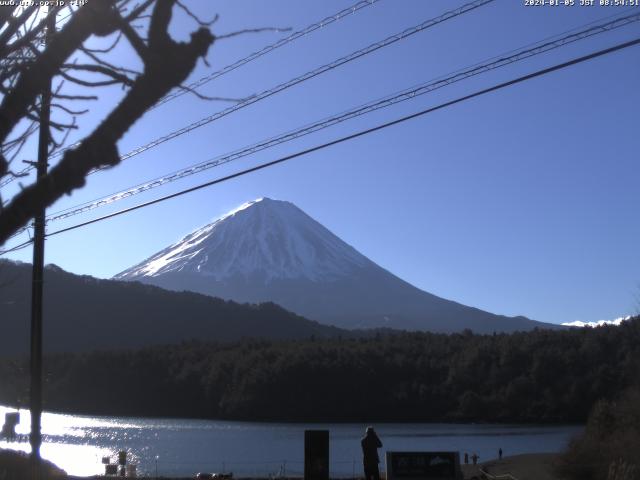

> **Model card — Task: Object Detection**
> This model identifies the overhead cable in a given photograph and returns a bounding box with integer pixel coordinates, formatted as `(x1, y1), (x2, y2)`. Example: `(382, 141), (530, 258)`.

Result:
(89, 0), (495, 169)
(39, 11), (640, 226)
(33, 36), (640, 242)
(0, 0), (384, 187)
(2, 35), (638, 255)
(6, 0), (495, 214)
(153, 0), (383, 108)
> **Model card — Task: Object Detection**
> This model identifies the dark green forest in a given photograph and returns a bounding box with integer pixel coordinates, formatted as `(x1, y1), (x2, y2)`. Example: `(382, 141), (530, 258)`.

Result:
(0, 316), (638, 423)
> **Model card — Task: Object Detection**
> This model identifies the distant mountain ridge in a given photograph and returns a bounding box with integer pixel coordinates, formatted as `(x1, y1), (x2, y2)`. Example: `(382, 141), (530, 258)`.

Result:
(116, 198), (561, 333)
(0, 259), (346, 355)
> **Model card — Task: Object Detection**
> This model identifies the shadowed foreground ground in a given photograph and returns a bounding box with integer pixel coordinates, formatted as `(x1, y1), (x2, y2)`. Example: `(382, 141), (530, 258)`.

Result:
(0, 449), (66, 479)
(1, 449), (561, 480)
(462, 453), (559, 480)
(78, 454), (562, 480)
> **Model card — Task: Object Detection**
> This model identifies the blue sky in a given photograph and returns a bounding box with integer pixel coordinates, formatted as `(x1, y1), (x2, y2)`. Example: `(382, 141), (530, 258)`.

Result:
(2, 0), (639, 325)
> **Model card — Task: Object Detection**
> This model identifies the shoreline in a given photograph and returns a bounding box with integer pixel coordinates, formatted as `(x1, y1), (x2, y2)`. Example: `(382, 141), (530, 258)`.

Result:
(0, 403), (585, 426)
(462, 453), (560, 480)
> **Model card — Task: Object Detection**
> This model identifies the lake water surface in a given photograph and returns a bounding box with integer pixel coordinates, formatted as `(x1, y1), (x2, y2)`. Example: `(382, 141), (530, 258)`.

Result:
(0, 405), (582, 477)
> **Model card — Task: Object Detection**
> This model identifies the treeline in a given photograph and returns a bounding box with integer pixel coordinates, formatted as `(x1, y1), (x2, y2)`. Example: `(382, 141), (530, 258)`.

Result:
(0, 317), (639, 423)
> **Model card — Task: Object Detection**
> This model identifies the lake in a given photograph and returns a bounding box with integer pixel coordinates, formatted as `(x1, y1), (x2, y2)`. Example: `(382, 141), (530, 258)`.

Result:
(0, 405), (583, 477)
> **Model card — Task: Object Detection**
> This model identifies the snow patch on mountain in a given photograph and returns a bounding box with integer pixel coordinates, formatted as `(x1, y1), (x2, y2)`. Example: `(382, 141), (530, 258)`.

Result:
(115, 198), (372, 283)
(562, 315), (632, 328)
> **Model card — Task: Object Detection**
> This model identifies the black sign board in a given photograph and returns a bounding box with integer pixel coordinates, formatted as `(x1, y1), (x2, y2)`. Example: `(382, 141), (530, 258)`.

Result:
(386, 452), (462, 480)
(304, 430), (329, 480)
(1, 412), (20, 439)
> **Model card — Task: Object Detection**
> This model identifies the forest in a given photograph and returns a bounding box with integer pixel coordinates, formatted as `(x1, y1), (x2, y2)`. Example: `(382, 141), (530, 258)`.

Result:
(0, 316), (638, 423)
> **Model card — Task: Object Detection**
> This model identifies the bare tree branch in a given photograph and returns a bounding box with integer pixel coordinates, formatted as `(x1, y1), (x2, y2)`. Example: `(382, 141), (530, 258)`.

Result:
(52, 93), (99, 101)
(0, 5), (39, 54)
(3, 6), (64, 58)
(176, 1), (219, 27)
(51, 103), (88, 116)
(50, 117), (77, 154)
(82, 31), (123, 54)
(174, 83), (243, 103)
(118, 19), (149, 60)
(0, 6), (19, 30)
(148, 0), (173, 48)
(79, 46), (141, 76)
(123, 0), (156, 22)
(61, 63), (135, 86)
(216, 27), (291, 40)
(0, 0), (215, 244)
(0, 0), (118, 144)
(58, 70), (125, 88)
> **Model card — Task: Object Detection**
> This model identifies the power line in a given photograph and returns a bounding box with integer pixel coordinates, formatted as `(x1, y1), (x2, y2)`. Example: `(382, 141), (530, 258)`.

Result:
(153, 0), (383, 108)
(6, 8), (638, 244)
(84, 0), (495, 170)
(0, 0), (383, 187)
(35, 36), (640, 242)
(36, 10), (640, 227)
(2, 34), (638, 254)
(0, 238), (33, 255)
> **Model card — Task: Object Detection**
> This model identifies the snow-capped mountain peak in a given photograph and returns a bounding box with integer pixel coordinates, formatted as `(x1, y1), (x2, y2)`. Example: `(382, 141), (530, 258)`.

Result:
(115, 197), (557, 334)
(115, 197), (370, 283)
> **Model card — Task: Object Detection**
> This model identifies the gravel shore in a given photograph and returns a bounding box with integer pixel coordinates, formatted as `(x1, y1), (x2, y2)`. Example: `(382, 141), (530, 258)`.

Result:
(462, 453), (560, 480)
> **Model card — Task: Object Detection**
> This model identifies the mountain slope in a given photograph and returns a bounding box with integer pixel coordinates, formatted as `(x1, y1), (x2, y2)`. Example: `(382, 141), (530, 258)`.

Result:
(0, 259), (346, 355)
(116, 198), (560, 333)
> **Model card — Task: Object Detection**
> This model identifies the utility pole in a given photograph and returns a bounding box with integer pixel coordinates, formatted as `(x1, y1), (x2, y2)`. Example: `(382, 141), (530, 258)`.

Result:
(30, 8), (55, 462)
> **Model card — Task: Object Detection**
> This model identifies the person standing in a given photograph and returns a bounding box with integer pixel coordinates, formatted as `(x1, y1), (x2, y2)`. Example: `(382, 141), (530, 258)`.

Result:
(361, 426), (383, 480)
(499, 448), (503, 460)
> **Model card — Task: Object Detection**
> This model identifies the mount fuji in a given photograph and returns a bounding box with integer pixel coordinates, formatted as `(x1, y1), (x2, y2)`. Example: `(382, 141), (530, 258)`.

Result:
(115, 198), (558, 333)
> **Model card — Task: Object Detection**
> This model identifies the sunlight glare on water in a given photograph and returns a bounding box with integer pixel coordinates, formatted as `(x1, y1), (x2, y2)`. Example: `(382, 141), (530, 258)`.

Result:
(0, 404), (583, 477)
(1, 405), (119, 476)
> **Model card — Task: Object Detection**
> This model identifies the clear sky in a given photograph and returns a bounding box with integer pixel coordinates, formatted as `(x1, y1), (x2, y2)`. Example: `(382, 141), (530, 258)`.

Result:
(2, 0), (639, 325)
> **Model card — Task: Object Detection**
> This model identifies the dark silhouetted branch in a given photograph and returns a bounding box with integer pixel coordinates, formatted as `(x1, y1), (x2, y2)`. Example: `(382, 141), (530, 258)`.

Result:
(61, 63), (135, 86)
(176, 1), (218, 27)
(0, 0), (214, 244)
(0, 0), (117, 143)
(58, 70), (124, 88)
(216, 27), (291, 40)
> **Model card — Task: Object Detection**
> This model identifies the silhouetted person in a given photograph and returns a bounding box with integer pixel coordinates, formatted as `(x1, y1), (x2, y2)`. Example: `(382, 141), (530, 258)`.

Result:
(471, 453), (479, 465)
(464, 452), (469, 464)
(498, 448), (503, 460)
(361, 426), (382, 480)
